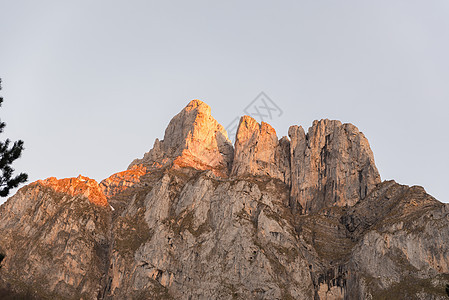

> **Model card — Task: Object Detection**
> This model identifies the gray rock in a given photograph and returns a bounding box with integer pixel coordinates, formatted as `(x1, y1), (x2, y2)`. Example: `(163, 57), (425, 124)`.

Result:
(0, 101), (447, 300)
(231, 115), (290, 183)
(289, 119), (381, 214)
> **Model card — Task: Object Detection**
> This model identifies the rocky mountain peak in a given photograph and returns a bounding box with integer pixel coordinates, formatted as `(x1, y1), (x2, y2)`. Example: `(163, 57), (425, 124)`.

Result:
(183, 99), (211, 113)
(129, 99), (234, 176)
(289, 119), (381, 214)
(35, 175), (108, 206)
(0, 100), (448, 299)
(231, 115), (291, 183)
(128, 101), (381, 212)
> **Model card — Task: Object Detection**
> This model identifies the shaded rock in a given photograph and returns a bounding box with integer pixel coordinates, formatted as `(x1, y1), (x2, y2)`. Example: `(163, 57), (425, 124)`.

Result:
(289, 119), (381, 214)
(0, 180), (110, 299)
(344, 181), (449, 299)
(103, 170), (313, 300)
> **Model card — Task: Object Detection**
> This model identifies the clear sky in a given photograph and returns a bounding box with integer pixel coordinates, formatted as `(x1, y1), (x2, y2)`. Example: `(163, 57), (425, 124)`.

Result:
(0, 1), (448, 204)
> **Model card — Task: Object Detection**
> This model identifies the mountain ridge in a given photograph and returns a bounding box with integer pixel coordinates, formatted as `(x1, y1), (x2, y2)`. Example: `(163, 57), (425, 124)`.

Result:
(0, 99), (447, 299)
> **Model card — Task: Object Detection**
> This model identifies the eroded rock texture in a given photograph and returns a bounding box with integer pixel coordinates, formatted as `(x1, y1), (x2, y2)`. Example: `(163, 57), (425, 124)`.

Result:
(0, 100), (447, 300)
(231, 115), (290, 183)
(289, 119), (381, 214)
(129, 100), (234, 177)
(100, 165), (147, 198)
(105, 170), (312, 299)
(0, 178), (110, 299)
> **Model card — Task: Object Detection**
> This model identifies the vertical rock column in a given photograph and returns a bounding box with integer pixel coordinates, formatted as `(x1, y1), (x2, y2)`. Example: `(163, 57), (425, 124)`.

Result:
(231, 115), (291, 184)
(289, 119), (381, 214)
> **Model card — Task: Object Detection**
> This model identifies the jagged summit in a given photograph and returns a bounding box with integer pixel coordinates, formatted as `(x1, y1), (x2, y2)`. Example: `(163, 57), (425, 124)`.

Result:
(34, 175), (108, 206)
(19, 100), (382, 213)
(289, 119), (381, 214)
(128, 99), (234, 176)
(231, 115), (291, 182)
(126, 100), (381, 213)
(36, 100), (382, 213)
(1, 100), (447, 299)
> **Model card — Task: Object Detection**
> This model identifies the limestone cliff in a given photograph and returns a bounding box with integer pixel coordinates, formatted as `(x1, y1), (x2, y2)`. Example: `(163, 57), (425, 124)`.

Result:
(231, 115), (290, 183)
(0, 177), (110, 299)
(289, 120), (381, 214)
(128, 100), (234, 177)
(0, 100), (447, 300)
(100, 165), (147, 198)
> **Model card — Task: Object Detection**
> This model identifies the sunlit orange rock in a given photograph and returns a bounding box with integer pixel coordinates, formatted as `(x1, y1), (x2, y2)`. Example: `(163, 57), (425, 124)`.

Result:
(129, 100), (234, 177)
(100, 164), (147, 198)
(35, 175), (108, 207)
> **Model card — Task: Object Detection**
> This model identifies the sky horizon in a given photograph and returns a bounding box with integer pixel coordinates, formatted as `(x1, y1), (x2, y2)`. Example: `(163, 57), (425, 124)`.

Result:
(1, 1), (448, 204)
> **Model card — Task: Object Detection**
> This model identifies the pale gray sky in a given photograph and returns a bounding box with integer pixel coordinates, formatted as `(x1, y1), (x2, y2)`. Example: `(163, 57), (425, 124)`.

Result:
(0, 0), (448, 204)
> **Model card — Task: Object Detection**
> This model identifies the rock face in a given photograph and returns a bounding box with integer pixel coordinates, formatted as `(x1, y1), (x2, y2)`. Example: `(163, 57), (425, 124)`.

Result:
(105, 171), (313, 299)
(0, 100), (448, 300)
(346, 181), (449, 299)
(289, 119), (381, 214)
(0, 178), (110, 299)
(129, 100), (234, 176)
(100, 165), (147, 198)
(37, 175), (108, 207)
(231, 116), (290, 183)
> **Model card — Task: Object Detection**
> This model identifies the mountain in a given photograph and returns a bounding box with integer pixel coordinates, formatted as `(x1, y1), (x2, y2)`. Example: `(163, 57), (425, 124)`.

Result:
(0, 100), (448, 300)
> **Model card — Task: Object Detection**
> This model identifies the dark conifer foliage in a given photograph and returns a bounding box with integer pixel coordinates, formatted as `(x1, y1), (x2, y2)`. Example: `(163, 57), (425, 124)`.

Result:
(0, 78), (27, 197)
